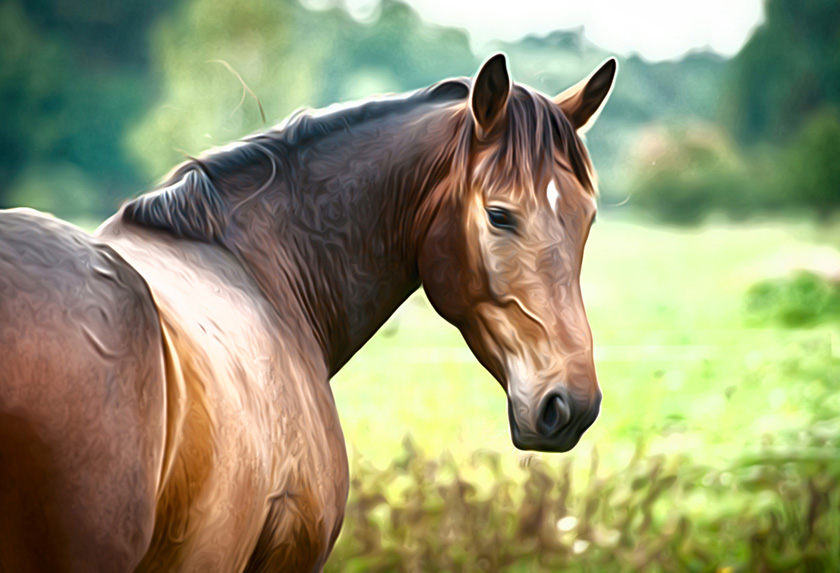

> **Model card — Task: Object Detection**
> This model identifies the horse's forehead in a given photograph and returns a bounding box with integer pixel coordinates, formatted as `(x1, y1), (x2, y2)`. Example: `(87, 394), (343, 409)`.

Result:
(472, 153), (540, 201)
(477, 160), (592, 214)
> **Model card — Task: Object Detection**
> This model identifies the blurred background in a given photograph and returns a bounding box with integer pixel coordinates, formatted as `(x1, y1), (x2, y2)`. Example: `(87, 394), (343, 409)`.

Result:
(3, 0), (840, 569)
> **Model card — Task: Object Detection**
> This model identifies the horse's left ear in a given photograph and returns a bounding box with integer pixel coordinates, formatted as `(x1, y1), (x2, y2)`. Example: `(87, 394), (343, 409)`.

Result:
(471, 53), (511, 136)
(555, 58), (617, 131)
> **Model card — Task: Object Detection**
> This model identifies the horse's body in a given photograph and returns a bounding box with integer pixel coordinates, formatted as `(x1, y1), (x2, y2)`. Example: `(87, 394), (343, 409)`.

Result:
(0, 55), (616, 571)
(1, 209), (346, 571)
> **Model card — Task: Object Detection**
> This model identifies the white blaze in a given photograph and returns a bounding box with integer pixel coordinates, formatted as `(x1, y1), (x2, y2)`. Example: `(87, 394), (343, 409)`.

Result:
(546, 180), (560, 213)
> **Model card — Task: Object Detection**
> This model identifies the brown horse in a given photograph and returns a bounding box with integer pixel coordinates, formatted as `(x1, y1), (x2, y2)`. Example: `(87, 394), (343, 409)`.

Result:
(0, 53), (615, 571)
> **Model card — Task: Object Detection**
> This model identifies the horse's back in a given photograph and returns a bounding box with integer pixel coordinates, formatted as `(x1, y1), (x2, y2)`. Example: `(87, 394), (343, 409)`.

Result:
(0, 209), (166, 571)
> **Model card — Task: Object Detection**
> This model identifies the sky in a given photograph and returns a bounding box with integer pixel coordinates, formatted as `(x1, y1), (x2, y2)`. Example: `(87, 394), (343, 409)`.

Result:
(333, 0), (766, 62)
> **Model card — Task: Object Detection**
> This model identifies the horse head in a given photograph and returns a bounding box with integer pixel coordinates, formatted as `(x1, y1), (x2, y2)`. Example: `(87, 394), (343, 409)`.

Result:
(418, 54), (616, 452)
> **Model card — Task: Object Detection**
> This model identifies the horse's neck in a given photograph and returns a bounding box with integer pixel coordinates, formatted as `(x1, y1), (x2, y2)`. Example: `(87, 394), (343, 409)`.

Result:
(228, 108), (457, 376)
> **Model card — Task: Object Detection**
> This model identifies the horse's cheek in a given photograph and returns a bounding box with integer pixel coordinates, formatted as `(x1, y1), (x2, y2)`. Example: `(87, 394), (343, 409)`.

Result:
(418, 215), (468, 325)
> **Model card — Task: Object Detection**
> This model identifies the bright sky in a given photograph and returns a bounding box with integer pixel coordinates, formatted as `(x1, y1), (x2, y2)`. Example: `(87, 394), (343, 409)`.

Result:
(339, 0), (766, 61)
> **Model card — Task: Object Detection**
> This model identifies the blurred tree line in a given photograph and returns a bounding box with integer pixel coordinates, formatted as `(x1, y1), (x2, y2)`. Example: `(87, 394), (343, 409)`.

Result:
(633, 0), (840, 224)
(0, 0), (477, 219)
(0, 0), (169, 219)
(2, 0), (837, 223)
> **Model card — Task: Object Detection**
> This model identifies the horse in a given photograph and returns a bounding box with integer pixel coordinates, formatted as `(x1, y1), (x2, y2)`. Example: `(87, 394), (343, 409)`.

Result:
(0, 53), (616, 571)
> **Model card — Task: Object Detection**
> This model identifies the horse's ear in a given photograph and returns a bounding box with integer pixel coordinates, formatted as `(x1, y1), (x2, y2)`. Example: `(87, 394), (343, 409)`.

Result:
(471, 53), (511, 136)
(555, 58), (617, 131)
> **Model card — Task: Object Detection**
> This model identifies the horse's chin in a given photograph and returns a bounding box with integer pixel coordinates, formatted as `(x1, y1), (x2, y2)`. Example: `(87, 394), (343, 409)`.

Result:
(506, 396), (600, 453)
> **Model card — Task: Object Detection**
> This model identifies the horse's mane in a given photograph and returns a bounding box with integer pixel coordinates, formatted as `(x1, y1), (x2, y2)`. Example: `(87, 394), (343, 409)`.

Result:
(122, 77), (593, 243)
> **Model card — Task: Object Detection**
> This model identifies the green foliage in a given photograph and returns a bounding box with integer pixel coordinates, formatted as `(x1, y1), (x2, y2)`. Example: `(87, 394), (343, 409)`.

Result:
(628, 126), (759, 225)
(626, 0), (840, 223)
(746, 272), (840, 327)
(5, 163), (100, 221)
(1, 0), (480, 216)
(726, 0), (840, 144)
(629, 106), (840, 225)
(5, 0), (838, 222)
(126, 0), (327, 178)
(0, 0), (162, 217)
(0, 0), (753, 221)
(614, 53), (727, 126)
(497, 32), (726, 128)
(19, 0), (168, 67)
(329, 432), (840, 572)
(775, 109), (840, 215)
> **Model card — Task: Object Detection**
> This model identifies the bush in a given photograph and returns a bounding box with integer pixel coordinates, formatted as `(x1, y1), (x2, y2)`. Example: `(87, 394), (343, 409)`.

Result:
(328, 435), (840, 572)
(630, 108), (840, 225)
(630, 126), (761, 225)
(746, 272), (840, 327)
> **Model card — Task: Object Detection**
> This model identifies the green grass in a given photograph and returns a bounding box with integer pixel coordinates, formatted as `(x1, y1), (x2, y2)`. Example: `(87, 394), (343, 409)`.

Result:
(332, 216), (839, 473)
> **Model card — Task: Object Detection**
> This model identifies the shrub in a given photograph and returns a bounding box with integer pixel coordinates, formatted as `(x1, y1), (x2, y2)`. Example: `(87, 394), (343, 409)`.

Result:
(746, 272), (840, 327)
(630, 126), (760, 225)
(328, 435), (840, 572)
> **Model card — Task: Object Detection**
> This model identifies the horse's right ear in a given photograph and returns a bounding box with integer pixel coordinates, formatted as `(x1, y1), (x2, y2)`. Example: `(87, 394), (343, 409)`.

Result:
(555, 58), (617, 132)
(471, 53), (510, 137)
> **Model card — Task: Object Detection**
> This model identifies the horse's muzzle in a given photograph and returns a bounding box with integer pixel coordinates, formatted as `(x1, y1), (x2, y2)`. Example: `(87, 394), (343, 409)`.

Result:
(507, 388), (601, 452)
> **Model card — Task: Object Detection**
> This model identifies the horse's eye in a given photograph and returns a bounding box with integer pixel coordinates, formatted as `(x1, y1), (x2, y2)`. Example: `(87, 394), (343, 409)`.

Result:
(486, 207), (517, 231)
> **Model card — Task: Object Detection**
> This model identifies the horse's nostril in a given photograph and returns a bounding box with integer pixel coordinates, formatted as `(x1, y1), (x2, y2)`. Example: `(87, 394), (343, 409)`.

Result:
(538, 393), (571, 437)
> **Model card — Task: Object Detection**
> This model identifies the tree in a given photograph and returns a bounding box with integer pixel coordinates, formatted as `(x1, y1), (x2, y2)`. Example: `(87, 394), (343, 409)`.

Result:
(0, 0), (169, 216)
(726, 0), (840, 144)
(778, 108), (840, 216)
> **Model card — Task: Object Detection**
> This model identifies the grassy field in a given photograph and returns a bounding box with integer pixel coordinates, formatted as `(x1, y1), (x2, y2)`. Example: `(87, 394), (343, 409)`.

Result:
(332, 215), (840, 474)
